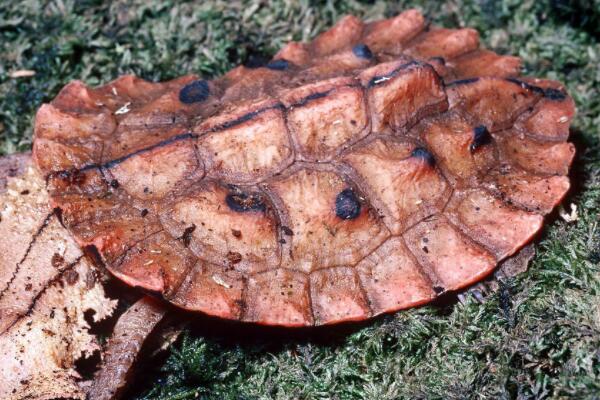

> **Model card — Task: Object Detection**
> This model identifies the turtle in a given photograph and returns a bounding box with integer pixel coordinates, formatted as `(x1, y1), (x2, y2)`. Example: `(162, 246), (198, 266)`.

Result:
(31, 9), (575, 327)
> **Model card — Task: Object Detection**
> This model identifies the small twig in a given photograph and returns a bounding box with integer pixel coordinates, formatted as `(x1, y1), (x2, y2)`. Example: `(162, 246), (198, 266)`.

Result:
(9, 70), (36, 78)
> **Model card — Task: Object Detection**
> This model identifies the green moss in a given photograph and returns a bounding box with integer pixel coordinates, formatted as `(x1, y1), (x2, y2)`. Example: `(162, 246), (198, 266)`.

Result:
(1, 1), (599, 398)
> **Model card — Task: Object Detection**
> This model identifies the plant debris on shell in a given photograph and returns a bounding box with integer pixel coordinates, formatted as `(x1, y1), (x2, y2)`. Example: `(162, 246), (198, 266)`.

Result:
(32, 9), (575, 326)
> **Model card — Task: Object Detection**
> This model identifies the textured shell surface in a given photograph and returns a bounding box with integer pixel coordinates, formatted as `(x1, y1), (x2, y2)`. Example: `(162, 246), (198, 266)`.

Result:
(32, 9), (575, 326)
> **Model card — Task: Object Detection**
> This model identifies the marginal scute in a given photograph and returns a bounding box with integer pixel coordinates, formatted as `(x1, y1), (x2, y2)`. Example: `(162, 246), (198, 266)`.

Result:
(51, 80), (103, 112)
(268, 167), (389, 273)
(406, 28), (480, 60)
(404, 216), (497, 290)
(312, 15), (364, 55)
(35, 103), (116, 141)
(33, 137), (103, 173)
(514, 80), (575, 142)
(110, 231), (196, 295)
(356, 236), (434, 313)
(221, 68), (287, 102)
(274, 41), (309, 66)
(295, 48), (373, 81)
(519, 98), (574, 141)
(446, 189), (544, 259)
(447, 77), (543, 131)
(33, 95), (114, 171)
(48, 172), (160, 267)
(118, 89), (189, 127)
(75, 206), (164, 264)
(495, 130), (575, 175)
(93, 75), (176, 111)
(32, 10), (575, 326)
(111, 76), (203, 126)
(77, 215), (163, 267)
(450, 49), (521, 80)
(244, 269), (312, 326)
(484, 169), (570, 214)
(363, 9), (425, 54)
(310, 267), (371, 325)
(170, 261), (245, 319)
(343, 138), (450, 234)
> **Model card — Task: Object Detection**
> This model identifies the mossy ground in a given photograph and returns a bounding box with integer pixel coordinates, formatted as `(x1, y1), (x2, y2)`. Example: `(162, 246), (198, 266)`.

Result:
(1, 1), (599, 399)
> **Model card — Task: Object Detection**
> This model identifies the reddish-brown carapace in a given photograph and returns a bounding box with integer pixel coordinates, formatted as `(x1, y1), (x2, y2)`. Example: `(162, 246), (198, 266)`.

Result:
(32, 9), (575, 326)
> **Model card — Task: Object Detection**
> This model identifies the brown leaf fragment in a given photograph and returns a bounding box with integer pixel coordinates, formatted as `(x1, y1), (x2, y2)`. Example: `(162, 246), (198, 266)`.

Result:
(87, 297), (167, 400)
(0, 163), (51, 301)
(0, 160), (83, 332)
(0, 258), (116, 400)
(493, 244), (536, 283)
(0, 155), (117, 400)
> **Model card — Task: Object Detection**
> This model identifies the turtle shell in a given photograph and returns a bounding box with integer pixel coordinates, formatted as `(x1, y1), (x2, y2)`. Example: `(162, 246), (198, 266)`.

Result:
(32, 10), (575, 326)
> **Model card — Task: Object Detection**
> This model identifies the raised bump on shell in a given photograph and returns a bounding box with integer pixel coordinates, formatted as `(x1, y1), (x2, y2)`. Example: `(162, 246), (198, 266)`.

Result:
(411, 147), (435, 166)
(352, 44), (373, 60)
(470, 125), (492, 153)
(179, 80), (210, 104)
(335, 188), (361, 220)
(226, 192), (267, 212)
(266, 59), (289, 71)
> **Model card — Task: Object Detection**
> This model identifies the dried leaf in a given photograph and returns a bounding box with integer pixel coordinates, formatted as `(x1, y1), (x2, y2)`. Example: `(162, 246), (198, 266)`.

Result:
(87, 297), (167, 400)
(0, 157), (117, 400)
